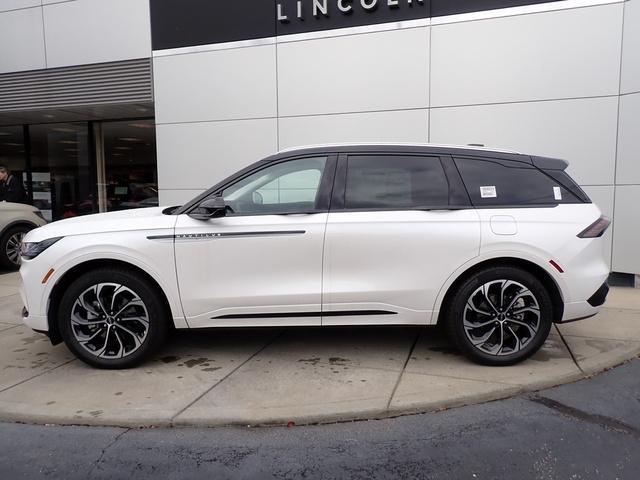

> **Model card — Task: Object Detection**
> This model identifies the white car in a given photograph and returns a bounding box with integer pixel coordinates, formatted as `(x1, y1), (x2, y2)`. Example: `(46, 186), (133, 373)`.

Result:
(0, 202), (47, 270)
(19, 144), (611, 369)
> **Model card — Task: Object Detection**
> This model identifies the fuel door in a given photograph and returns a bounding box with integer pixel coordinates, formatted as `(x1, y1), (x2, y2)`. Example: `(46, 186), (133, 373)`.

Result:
(490, 215), (518, 236)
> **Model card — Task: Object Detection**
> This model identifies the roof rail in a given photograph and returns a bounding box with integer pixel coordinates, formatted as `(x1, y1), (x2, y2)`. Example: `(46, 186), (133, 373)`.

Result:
(277, 142), (521, 155)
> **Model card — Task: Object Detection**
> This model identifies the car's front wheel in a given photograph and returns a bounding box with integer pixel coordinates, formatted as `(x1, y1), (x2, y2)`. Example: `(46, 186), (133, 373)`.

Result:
(444, 266), (553, 366)
(58, 267), (169, 369)
(0, 225), (32, 270)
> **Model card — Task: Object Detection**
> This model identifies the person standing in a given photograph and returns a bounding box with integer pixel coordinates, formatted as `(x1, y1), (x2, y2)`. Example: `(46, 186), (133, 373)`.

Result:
(0, 166), (28, 204)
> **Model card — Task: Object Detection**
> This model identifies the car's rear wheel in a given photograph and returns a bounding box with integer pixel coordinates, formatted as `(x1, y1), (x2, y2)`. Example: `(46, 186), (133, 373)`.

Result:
(0, 225), (32, 270)
(444, 266), (553, 366)
(58, 268), (169, 369)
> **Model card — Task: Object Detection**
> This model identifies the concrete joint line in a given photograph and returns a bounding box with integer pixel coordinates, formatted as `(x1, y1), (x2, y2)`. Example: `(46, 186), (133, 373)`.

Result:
(0, 358), (77, 395)
(169, 329), (286, 423)
(0, 324), (20, 332)
(530, 395), (640, 439)
(554, 325), (585, 374)
(386, 328), (422, 410)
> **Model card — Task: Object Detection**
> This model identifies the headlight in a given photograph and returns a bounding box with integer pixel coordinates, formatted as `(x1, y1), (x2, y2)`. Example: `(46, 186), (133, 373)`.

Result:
(21, 237), (63, 260)
(34, 211), (46, 221)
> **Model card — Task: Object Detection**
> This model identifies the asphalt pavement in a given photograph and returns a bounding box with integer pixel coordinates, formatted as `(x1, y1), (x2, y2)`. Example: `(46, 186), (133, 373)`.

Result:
(0, 358), (638, 479)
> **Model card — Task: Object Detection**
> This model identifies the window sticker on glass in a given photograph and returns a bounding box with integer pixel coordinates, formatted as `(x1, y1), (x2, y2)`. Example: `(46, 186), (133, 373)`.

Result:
(480, 186), (497, 198)
(553, 186), (562, 201)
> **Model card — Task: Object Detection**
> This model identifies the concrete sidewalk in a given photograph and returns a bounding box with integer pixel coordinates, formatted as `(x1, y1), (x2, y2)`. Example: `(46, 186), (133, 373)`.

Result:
(0, 270), (638, 427)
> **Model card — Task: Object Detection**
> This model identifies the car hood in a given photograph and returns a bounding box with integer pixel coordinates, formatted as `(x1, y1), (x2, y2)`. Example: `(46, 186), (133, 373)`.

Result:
(0, 202), (41, 214)
(25, 207), (178, 243)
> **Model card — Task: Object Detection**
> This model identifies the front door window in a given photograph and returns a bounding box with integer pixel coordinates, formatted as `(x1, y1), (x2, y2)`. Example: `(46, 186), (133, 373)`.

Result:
(221, 156), (327, 215)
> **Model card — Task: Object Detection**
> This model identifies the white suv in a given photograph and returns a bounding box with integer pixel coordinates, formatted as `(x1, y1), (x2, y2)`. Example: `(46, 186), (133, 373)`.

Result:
(19, 144), (610, 368)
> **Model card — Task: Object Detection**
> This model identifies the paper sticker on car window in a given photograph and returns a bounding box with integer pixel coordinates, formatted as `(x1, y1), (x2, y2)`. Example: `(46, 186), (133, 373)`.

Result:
(553, 186), (562, 200)
(480, 186), (497, 198)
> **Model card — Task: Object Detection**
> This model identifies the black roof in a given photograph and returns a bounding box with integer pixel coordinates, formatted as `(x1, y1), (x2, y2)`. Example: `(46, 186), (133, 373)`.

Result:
(267, 144), (568, 170)
(173, 143), (569, 214)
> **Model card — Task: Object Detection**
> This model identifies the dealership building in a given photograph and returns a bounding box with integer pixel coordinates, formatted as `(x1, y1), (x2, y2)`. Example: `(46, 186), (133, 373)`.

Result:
(0, 0), (638, 275)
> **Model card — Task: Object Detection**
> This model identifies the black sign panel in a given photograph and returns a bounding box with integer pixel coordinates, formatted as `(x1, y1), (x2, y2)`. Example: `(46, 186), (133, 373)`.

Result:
(276, 0), (430, 36)
(431, 0), (563, 17)
(150, 0), (276, 51)
(150, 0), (565, 51)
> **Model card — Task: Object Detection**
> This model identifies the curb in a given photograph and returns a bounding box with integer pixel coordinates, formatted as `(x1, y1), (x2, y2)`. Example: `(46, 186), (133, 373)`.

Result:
(1, 357), (637, 429)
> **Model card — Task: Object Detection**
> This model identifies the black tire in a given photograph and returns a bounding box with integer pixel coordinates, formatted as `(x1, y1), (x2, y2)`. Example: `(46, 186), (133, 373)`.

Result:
(443, 266), (553, 366)
(0, 225), (32, 270)
(58, 267), (169, 369)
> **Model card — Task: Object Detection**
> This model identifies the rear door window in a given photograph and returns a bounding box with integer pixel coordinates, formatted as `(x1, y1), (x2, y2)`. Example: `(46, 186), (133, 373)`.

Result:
(454, 157), (583, 206)
(344, 155), (449, 209)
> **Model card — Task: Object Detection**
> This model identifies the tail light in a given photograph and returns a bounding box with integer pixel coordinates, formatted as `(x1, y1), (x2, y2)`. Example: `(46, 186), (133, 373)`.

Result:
(577, 216), (611, 238)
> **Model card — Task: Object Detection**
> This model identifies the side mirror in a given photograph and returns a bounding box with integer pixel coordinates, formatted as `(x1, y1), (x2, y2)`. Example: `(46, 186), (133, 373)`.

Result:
(189, 196), (227, 220)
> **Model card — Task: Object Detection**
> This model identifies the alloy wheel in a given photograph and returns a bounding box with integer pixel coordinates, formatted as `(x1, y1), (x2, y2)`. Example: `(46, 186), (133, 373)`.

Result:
(70, 283), (150, 359)
(6, 232), (25, 266)
(463, 279), (541, 356)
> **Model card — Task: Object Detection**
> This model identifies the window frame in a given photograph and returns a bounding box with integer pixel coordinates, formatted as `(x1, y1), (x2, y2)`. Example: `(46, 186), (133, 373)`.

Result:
(185, 153), (338, 218)
(330, 152), (471, 212)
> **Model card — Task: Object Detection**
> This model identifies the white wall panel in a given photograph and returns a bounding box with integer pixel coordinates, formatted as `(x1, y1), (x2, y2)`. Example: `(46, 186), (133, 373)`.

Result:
(621, 0), (640, 94)
(0, 0), (39, 11)
(158, 189), (205, 207)
(43, 0), (151, 68)
(154, 46), (277, 124)
(156, 118), (278, 190)
(612, 185), (640, 274)
(430, 96), (618, 186)
(431, 4), (623, 107)
(278, 27), (429, 117)
(616, 91), (640, 184)
(582, 185), (614, 268)
(0, 7), (45, 73)
(279, 109), (428, 149)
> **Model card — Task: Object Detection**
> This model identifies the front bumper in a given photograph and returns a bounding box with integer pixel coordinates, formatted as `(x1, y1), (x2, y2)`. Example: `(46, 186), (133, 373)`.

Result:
(21, 308), (48, 332)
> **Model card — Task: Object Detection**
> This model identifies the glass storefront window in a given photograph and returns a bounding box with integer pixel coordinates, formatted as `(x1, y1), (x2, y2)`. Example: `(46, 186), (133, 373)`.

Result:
(101, 120), (158, 211)
(30, 123), (93, 221)
(0, 126), (28, 200)
(0, 119), (157, 221)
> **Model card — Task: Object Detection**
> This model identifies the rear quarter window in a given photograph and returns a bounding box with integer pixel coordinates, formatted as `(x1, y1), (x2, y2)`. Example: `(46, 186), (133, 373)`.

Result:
(454, 156), (584, 207)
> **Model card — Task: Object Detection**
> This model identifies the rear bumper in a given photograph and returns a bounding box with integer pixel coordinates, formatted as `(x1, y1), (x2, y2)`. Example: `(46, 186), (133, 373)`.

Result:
(559, 282), (609, 323)
(587, 282), (609, 307)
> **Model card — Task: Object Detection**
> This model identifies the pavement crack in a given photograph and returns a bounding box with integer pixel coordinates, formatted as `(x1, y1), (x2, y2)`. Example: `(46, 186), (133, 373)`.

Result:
(530, 395), (640, 439)
(86, 427), (130, 478)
